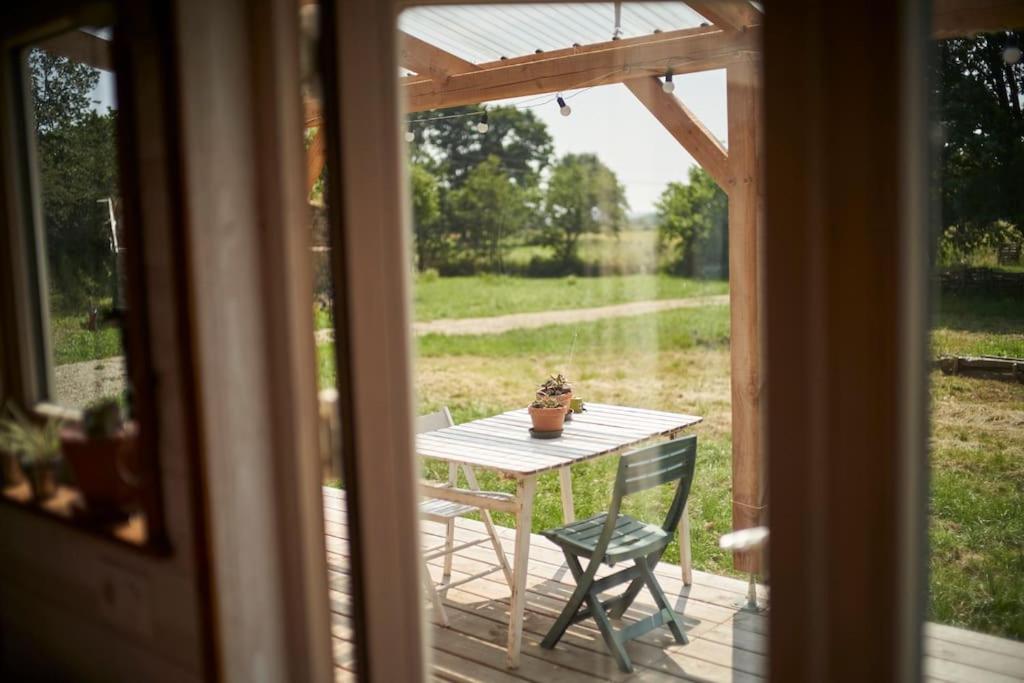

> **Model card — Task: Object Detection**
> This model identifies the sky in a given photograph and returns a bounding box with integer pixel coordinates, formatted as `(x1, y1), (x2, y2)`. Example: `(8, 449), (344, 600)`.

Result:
(489, 70), (728, 215)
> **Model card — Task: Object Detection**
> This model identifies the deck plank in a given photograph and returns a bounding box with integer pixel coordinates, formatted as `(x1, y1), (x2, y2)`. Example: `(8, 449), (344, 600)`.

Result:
(322, 489), (1023, 682)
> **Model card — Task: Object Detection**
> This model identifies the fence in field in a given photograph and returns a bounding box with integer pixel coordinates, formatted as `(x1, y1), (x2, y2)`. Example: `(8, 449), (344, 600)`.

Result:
(938, 268), (1024, 298)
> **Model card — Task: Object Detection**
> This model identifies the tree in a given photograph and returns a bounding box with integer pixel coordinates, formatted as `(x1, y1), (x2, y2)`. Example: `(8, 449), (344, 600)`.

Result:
(935, 31), (1024, 263)
(409, 163), (444, 270)
(655, 167), (727, 278)
(29, 49), (119, 311)
(409, 105), (553, 190)
(541, 153), (628, 266)
(447, 156), (532, 271)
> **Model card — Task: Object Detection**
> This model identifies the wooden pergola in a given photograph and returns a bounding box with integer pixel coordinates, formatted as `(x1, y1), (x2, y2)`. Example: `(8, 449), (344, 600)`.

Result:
(303, 0), (1024, 574)
(309, 1), (772, 572)
(38, 0), (1024, 576)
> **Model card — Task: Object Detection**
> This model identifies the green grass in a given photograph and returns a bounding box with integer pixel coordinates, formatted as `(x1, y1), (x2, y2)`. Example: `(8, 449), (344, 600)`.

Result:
(931, 293), (1024, 358)
(413, 273), (726, 322)
(49, 312), (122, 366)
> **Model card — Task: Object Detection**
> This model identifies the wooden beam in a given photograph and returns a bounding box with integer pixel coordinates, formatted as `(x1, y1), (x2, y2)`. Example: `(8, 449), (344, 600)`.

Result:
(932, 0), (1024, 39)
(685, 1), (763, 31)
(36, 30), (112, 72)
(404, 27), (760, 112)
(398, 31), (479, 81)
(625, 76), (729, 188)
(725, 60), (765, 575)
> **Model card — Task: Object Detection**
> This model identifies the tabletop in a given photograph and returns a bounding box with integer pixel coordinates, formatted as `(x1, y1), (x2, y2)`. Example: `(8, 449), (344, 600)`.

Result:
(415, 403), (703, 477)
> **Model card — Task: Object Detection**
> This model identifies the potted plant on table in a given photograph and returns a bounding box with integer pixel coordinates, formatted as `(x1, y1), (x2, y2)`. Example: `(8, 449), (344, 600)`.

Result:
(537, 373), (573, 413)
(0, 405), (62, 502)
(529, 396), (567, 433)
(61, 397), (141, 517)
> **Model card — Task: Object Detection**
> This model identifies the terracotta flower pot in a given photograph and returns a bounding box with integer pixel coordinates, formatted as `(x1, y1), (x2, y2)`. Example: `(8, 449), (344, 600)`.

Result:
(529, 405), (566, 432)
(61, 423), (141, 513)
(1, 450), (25, 487)
(23, 462), (58, 502)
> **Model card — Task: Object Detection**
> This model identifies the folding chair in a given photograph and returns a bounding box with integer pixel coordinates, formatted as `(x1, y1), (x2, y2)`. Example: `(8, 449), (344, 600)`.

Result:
(417, 407), (514, 626)
(540, 435), (697, 672)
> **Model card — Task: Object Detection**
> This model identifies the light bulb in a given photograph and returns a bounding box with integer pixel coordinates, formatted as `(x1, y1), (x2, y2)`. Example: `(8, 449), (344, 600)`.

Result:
(476, 112), (489, 133)
(662, 72), (675, 93)
(404, 129), (414, 142)
(557, 95), (571, 117)
(1004, 45), (1022, 65)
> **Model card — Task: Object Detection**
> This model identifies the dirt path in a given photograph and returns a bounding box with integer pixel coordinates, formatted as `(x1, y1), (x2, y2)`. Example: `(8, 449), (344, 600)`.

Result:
(315, 294), (728, 343)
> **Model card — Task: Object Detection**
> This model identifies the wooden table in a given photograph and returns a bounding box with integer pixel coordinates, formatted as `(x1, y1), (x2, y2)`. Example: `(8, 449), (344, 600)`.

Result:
(416, 403), (702, 668)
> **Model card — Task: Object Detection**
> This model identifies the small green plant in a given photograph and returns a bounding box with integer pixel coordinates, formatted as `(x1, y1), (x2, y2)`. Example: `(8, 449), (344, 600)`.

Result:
(537, 373), (572, 397)
(0, 404), (62, 467)
(419, 267), (440, 283)
(82, 397), (124, 439)
(530, 396), (563, 410)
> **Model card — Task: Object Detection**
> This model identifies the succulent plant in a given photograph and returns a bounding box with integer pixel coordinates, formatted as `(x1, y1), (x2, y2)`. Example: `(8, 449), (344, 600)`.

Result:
(537, 373), (572, 397)
(82, 397), (124, 439)
(0, 404), (62, 467)
(530, 396), (564, 410)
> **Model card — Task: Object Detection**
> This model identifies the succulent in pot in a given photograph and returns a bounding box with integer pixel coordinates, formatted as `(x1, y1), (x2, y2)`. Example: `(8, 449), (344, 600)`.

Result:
(0, 404), (62, 502)
(529, 396), (566, 432)
(61, 397), (141, 515)
(536, 373), (573, 413)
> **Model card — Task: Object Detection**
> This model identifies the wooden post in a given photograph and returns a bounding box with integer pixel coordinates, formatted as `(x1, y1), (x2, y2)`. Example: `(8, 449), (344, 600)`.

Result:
(725, 59), (765, 574)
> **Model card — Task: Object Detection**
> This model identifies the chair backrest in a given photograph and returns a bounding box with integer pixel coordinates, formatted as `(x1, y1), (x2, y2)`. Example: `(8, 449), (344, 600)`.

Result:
(416, 407), (454, 434)
(612, 435), (697, 533)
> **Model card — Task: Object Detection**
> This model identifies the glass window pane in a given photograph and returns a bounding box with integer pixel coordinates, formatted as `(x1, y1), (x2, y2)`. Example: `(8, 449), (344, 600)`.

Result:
(24, 27), (132, 411)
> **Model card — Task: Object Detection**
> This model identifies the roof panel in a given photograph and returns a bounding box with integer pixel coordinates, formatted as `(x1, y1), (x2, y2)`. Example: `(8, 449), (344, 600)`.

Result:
(399, 2), (706, 65)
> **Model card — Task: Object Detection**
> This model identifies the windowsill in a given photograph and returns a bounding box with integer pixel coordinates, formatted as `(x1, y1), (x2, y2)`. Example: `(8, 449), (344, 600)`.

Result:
(1, 481), (149, 548)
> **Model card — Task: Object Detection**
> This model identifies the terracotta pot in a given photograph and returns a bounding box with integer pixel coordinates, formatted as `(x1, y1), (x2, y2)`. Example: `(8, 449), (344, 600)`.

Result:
(0, 451), (24, 487)
(529, 405), (566, 432)
(23, 462), (58, 502)
(61, 423), (141, 513)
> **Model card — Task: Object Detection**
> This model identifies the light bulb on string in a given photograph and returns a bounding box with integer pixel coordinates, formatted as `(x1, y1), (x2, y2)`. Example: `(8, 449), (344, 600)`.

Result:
(1004, 42), (1022, 65)
(662, 71), (675, 94)
(476, 111), (489, 134)
(557, 95), (572, 117)
(404, 128), (415, 142)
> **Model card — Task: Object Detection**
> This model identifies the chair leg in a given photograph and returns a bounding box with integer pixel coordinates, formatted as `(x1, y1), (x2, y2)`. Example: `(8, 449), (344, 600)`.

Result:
(463, 465), (514, 590)
(541, 554), (592, 650)
(585, 587), (633, 673)
(608, 546), (667, 620)
(441, 518), (456, 598)
(638, 556), (687, 644)
(422, 556), (449, 627)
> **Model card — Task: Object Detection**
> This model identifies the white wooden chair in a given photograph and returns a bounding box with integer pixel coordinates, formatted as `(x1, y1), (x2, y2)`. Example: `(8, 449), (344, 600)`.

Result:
(417, 407), (515, 626)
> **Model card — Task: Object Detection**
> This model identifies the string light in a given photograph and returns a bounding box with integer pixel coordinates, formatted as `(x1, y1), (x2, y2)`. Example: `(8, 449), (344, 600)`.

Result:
(662, 71), (675, 94)
(1004, 41), (1022, 65)
(557, 95), (572, 117)
(405, 128), (415, 142)
(476, 111), (489, 133)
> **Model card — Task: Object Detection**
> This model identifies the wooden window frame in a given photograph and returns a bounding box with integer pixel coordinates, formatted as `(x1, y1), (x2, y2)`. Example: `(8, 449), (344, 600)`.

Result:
(0, 2), (169, 552)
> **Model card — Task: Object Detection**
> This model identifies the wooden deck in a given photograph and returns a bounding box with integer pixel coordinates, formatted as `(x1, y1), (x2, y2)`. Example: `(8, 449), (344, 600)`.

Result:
(321, 489), (1024, 682)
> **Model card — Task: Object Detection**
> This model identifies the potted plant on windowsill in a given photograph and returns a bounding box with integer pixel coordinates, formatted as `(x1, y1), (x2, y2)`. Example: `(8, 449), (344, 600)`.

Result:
(0, 405), (62, 502)
(61, 398), (141, 517)
(537, 373), (573, 413)
(529, 396), (567, 434)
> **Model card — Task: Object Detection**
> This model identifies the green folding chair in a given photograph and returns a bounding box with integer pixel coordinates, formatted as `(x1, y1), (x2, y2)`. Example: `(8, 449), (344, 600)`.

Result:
(540, 435), (697, 673)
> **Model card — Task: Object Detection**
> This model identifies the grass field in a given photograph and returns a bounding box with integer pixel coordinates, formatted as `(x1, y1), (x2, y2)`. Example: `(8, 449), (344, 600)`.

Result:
(318, 282), (1024, 640)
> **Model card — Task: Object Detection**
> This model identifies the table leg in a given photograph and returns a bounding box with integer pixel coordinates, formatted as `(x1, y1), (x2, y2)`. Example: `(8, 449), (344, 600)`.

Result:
(679, 500), (693, 586)
(506, 475), (537, 669)
(558, 467), (575, 524)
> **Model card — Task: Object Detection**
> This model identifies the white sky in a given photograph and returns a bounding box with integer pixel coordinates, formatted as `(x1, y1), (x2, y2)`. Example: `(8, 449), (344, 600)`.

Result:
(486, 69), (728, 215)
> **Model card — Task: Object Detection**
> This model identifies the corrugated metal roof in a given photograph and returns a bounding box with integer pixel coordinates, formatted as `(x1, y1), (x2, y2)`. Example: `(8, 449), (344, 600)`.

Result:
(399, 3), (708, 66)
